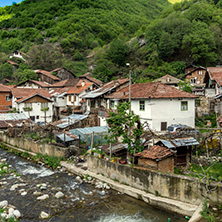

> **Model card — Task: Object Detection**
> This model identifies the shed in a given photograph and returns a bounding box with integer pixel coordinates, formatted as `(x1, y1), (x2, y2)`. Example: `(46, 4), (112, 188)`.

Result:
(134, 145), (175, 173)
(69, 126), (109, 146)
(155, 137), (199, 167)
(55, 131), (79, 147)
(100, 143), (128, 158)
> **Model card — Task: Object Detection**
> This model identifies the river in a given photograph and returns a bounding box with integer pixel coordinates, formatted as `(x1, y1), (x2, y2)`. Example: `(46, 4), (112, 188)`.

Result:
(0, 148), (187, 222)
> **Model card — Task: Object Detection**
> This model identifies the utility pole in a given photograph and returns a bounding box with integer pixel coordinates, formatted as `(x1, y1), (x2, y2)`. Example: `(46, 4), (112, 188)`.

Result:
(73, 84), (76, 114)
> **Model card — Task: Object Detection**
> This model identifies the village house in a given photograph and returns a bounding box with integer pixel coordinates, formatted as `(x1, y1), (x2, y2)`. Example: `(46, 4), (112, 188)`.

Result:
(49, 87), (71, 119)
(0, 84), (12, 112)
(15, 79), (50, 89)
(66, 79), (95, 112)
(82, 79), (129, 116)
(34, 69), (60, 85)
(184, 65), (208, 87)
(153, 74), (181, 88)
(11, 88), (53, 123)
(105, 82), (197, 132)
(9, 50), (29, 61)
(207, 67), (222, 96)
(51, 67), (76, 80)
(134, 145), (175, 173)
(79, 72), (103, 87)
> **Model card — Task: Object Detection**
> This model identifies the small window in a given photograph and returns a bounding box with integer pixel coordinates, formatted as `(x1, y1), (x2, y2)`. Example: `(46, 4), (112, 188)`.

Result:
(6, 96), (11, 101)
(110, 101), (115, 109)
(74, 96), (77, 102)
(181, 101), (188, 111)
(41, 103), (48, 110)
(139, 101), (145, 111)
(199, 70), (203, 75)
(161, 122), (167, 131)
(190, 78), (196, 84)
(36, 115), (39, 119)
(24, 103), (32, 108)
(69, 96), (72, 101)
(91, 100), (95, 108)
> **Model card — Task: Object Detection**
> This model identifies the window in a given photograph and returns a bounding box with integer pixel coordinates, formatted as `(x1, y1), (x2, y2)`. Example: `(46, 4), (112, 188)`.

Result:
(139, 100), (145, 111)
(110, 101), (115, 109)
(181, 101), (188, 111)
(199, 70), (203, 75)
(6, 96), (11, 101)
(91, 100), (95, 108)
(24, 103), (32, 108)
(190, 78), (196, 84)
(161, 122), (167, 131)
(36, 115), (39, 119)
(74, 96), (77, 102)
(41, 103), (48, 110)
(69, 96), (72, 101)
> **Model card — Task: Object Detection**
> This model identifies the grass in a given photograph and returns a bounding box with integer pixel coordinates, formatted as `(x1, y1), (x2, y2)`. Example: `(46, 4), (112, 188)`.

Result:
(188, 163), (222, 182)
(201, 199), (219, 222)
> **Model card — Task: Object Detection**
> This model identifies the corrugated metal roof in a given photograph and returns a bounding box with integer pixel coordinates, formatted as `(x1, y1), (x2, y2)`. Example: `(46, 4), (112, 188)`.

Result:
(56, 114), (88, 129)
(70, 126), (109, 135)
(0, 113), (29, 120)
(172, 138), (199, 147)
(56, 133), (76, 142)
(156, 137), (199, 148)
(159, 140), (175, 149)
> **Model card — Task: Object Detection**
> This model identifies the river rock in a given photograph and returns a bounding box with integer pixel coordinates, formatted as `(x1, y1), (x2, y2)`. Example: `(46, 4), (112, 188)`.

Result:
(8, 208), (15, 215)
(37, 194), (49, 200)
(40, 211), (49, 219)
(13, 210), (21, 218)
(10, 183), (26, 191)
(0, 200), (8, 208)
(1, 158), (7, 162)
(33, 191), (41, 196)
(1, 213), (7, 219)
(21, 191), (27, 196)
(55, 191), (64, 199)
(3, 166), (8, 170)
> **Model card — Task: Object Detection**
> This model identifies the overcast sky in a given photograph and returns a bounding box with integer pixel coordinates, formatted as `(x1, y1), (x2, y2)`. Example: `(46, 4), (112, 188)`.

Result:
(0, 0), (24, 7)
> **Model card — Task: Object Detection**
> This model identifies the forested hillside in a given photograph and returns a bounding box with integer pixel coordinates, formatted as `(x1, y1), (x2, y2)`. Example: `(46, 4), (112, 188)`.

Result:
(1, 0), (222, 84)
(0, 0), (169, 83)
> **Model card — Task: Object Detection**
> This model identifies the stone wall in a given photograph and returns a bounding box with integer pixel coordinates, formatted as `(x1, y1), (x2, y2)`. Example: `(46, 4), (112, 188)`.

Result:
(88, 155), (222, 205)
(0, 132), (71, 158)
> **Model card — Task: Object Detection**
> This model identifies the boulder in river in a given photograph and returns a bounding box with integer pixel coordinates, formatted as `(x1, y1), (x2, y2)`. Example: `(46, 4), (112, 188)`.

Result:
(40, 211), (49, 219)
(0, 200), (8, 208)
(55, 191), (64, 199)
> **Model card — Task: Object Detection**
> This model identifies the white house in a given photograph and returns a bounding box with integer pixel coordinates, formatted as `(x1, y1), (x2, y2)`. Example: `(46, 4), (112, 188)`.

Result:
(66, 79), (95, 110)
(105, 82), (197, 131)
(15, 79), (50, 89)
(11, 88), (53, 123)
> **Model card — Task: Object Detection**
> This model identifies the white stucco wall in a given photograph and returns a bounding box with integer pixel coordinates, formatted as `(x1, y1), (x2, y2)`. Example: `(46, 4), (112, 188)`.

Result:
(131, 98), (195, 131)
(17, 83), (40, 89)
(13, 100), (53, 123)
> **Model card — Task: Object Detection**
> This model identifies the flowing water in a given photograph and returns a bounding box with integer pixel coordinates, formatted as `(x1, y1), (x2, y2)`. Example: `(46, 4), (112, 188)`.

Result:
(0, 149), (187, 222)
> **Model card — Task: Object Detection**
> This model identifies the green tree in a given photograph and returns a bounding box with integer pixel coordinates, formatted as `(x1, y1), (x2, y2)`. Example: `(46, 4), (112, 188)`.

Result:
(106, 102), (144, 155)
(108, 38), (129, 66)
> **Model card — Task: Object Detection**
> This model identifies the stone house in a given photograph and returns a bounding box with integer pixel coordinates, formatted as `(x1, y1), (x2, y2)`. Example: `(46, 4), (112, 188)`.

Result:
(153, 74), (181, 88)
(105, 82), (197, 131)
(35, 69), (60, 85)
(51, 67), (76, 80)
(134, 145), (175, 173)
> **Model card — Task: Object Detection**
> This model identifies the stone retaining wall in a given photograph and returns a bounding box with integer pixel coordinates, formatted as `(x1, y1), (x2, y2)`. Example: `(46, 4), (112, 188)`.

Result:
(0, 132), (71, 158)
(88, 155), (222, 205)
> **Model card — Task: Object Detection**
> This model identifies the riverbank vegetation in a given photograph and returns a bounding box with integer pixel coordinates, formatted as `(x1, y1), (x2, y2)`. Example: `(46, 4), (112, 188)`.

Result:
(0, 143), (63, 169)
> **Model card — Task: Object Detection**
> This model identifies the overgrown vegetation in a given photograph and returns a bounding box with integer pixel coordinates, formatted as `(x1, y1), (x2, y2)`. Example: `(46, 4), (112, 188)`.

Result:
(201, 199), (219, 222)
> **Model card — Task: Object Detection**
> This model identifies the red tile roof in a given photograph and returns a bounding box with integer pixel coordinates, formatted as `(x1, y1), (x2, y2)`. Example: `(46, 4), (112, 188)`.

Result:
(11, 88), (52, 99)
(7, 60), (19, 66)
(0, 84), (11, 92)
(98, 79), (129, 93)
(35, 69), (60, 81)
(134, 145), (174, 160)
(6, 85), (15, 88)
(66, 80), (93, 95)
(208, 67), (222, 86)
(50, 79), (79, 88)
(106, 82), (196, 99)
(16, 80), (50, 88)
(16, 92), (52, 103)
(79, 72), (103, 86)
